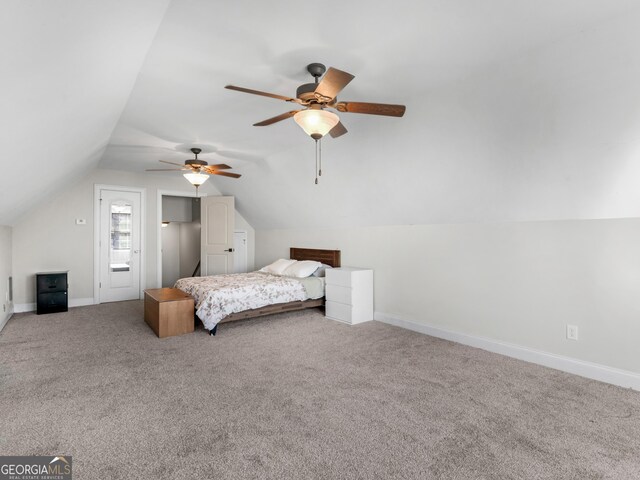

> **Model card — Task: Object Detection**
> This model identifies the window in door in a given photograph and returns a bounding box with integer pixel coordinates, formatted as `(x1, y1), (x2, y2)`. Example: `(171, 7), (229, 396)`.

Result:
(110, 204), (132, 272)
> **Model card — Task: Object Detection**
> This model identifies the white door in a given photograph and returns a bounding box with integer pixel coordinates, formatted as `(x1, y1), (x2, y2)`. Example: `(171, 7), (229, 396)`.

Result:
(99, 189), (142, 302)
(233, 231), (248, 273)
(200, 196), (234, 275)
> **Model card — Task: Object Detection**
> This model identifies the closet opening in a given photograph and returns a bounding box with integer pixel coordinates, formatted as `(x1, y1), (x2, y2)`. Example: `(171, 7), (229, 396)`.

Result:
(161, 195), (201, 288)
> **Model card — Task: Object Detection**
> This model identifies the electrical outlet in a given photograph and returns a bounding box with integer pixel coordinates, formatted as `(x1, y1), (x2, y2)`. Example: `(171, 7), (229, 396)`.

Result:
(567, 324), (579, 341)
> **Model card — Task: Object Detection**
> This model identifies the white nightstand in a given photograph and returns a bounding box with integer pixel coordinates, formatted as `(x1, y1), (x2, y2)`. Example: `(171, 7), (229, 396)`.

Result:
(325, 267), (374, 325)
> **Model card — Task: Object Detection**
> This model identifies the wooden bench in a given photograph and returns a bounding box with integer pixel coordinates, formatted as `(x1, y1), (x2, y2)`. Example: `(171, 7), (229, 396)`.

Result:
(144, 288), (194, 338)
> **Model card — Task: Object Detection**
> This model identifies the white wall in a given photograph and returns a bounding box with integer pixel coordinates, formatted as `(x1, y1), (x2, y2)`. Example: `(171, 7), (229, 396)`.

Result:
(11, 168), (255, 306)
(256, 218), (640, 375)
(0, 226), (13, 331)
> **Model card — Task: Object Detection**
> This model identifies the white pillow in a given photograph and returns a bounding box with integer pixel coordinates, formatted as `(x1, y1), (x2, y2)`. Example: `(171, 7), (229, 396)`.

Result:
(311, 263), (333, 277)
(260, 258), (297, 275)
(283, 260), (322, 278)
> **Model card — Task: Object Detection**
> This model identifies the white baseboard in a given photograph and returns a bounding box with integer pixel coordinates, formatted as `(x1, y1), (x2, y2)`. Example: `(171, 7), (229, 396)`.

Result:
(375, 312), (640, 391)
(14, 297), (95, 313)
(14, 303), (35, 313)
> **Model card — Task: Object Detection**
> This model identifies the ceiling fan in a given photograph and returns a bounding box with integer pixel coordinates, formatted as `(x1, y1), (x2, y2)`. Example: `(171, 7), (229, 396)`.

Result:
(225, 63), (406, 140)
(147, 147), (241, 194)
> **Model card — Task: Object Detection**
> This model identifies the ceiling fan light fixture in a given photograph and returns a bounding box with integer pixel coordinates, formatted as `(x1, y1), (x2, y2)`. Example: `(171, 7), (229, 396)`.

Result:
(294, 109), (339, 139)
(183, 172), (209, 187)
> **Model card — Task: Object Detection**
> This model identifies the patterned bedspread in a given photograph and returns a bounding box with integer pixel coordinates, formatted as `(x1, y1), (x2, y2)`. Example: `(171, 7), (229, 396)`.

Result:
(174, 272), (307, 330)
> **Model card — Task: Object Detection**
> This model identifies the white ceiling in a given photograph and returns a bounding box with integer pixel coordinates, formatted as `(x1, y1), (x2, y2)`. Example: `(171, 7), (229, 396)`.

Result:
(3, 0), (640, 227)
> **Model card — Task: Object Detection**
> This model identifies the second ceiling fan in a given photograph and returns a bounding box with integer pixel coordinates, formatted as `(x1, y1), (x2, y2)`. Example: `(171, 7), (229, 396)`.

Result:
(146, 147), (241, 195)
(225, 63), (406, 140)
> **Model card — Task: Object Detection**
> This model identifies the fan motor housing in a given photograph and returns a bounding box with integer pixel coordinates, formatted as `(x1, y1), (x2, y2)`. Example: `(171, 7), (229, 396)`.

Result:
(186, 159), (207, 167)
(296, 82), (318, 102)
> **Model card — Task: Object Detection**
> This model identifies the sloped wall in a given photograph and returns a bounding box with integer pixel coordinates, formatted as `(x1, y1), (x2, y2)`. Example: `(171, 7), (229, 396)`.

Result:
(0, 0), (171, 226)
(224, 9), (640, 230)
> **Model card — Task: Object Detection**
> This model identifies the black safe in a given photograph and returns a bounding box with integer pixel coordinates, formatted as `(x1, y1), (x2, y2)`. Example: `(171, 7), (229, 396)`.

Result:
(36, 271), (68, 315)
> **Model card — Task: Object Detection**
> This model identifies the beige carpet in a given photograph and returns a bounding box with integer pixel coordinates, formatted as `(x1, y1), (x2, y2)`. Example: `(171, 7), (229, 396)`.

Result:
(1, 301), (639, 479)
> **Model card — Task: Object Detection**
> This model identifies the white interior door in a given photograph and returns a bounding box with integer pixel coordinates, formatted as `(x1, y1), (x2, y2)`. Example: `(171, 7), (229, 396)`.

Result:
(99, 189), (141, 302)
(201, 196), (234, 275)
(233, 231), (248, 273)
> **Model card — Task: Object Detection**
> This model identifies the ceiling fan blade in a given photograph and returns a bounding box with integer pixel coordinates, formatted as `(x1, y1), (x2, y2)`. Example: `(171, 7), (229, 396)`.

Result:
(202, 165), (231, 174)
(253, 110), (300, 126)
(211, 171), (242, 178)
(146, 168), (187, 171)
(225, 85), (301, 103)
(314, 67), (355, 102)
(159, 159), (187, 167)
(328, 121), (348, 138)
(333, 101), (406, 117)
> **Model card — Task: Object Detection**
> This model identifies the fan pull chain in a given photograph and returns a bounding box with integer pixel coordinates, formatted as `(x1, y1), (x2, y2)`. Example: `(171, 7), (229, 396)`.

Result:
(319, 138), (322, 177)
(314, 139), (319, 185)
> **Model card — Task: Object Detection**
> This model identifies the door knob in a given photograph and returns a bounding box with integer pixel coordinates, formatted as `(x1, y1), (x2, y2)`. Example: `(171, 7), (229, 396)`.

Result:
(225, 248), (234, 252)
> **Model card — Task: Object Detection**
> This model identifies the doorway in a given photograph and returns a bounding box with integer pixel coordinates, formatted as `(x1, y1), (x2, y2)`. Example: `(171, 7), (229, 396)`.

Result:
(94, 185), (145, 303)
(160, 195), (202, 287)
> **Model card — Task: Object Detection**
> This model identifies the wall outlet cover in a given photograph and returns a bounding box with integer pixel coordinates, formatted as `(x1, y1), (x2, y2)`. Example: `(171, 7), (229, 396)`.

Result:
(567, 324), (579, 341)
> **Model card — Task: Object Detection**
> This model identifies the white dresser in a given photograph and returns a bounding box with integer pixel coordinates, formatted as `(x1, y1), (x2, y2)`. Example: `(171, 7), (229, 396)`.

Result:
(325, 267), (374, 325)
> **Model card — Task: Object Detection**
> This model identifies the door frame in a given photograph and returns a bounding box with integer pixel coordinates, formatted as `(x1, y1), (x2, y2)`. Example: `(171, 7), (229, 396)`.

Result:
(156, 189), (207, 288)
(94, 184), (147, 304)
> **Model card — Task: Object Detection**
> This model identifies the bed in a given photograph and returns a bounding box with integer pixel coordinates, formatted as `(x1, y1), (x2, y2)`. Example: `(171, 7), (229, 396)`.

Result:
(174, 248), (341, 335)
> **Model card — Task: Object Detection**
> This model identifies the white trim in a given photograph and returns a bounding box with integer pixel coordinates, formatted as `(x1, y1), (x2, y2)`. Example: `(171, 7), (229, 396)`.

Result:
(94, 185), (146, 304)
(70, 297), (96, 308)
(325, 315), (352, 326)
(0, 311), (12, 332)
(14, 303), (34, 313)
(375, 312), (640, 391)
(156, 189), (207, 287)
(15, 297), (95, 313)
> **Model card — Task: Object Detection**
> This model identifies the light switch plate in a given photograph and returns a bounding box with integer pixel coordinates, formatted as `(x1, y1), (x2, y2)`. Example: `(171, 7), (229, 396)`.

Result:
(75, 219), (86, 225)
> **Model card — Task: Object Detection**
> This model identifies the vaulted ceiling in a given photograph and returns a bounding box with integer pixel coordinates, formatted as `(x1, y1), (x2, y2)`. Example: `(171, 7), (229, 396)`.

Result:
(4, 0), (640, 227)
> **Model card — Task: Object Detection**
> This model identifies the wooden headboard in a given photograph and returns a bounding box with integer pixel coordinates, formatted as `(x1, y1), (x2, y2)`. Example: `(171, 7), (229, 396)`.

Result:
(290, 248), (341, 267)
